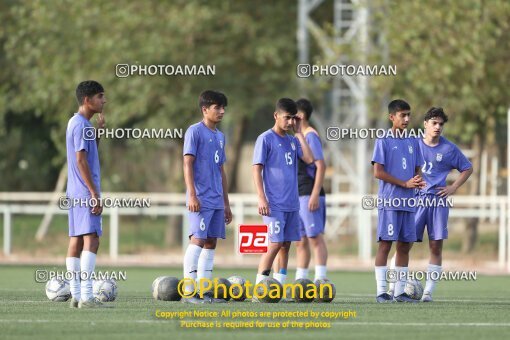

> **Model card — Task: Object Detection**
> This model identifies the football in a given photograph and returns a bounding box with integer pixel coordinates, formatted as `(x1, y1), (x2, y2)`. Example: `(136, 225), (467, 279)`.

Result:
(252, 277), (282, 303)
(45, 277), (71, 302)
(314, 278), (336, 303)
(404, 279), (424, 300)
(227, 275), (247, 301)
(93, 279), (118, 302)
(212, 278), (231, 301)
(293, 278), (315, 303)
(152, 276), (181, 301)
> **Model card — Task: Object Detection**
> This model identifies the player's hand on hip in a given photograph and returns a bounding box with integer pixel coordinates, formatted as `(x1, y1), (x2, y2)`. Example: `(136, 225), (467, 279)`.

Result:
(436, 185), (456, 197)
(308, 194), (319, 212)
(224, 206), (233, 224)
(258, 197), (270, 216)
(188, 196), (201, 212)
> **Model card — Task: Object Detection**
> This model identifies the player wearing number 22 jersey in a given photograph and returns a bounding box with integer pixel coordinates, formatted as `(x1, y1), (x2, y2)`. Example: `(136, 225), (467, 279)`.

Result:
(413, 107), (472, 302)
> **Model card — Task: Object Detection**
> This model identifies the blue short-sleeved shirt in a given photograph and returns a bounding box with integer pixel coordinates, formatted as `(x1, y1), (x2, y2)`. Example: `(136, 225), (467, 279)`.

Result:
(66, 113), (101, 198)
(418, 136), (472, 195)
(372, 134), (424, 212)
(183, 121), (226, 209)
(253, 129), (303, 212)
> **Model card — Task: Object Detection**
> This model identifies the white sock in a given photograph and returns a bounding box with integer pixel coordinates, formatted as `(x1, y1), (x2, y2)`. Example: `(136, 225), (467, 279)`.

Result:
(273, 273), (287, 285)
(256, 274), (268, 284)
(197, 249), (215, 293)
(295, 267), (309, 280)
(424, 264), (442, 295)
(394, 266), (408, 297)
(388, 255), (396, 293)
(80, 251), (96, 301)
(183, 244), (202, 294)
(314, 265), (327, 281)
(66, 257), (80, 301)
(375, 266), (388, 296)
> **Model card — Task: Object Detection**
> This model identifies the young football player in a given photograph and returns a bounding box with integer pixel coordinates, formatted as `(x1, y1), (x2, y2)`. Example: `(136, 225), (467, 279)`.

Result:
(388, 107), (472, 302)
(65, 80), (108, 308)
(182, 90), (233, 304)
(372, 99), (425, 303)
(274, 98), (328, 283)
(253, 98), (313, 290)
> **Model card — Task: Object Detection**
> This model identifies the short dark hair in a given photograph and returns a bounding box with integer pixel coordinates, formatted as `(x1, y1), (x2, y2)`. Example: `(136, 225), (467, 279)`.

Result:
(388, 99), (410, 114)
(199, 90), (227, 110)
(76, 80), (104, 105)
(296, 98), (313, 120)
(424, 107), (449, 123)
(275, 98), (297, 116)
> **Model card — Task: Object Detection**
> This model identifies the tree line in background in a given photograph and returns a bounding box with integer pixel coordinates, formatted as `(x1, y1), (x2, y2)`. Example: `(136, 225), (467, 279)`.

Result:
(1, 0), (509, 251)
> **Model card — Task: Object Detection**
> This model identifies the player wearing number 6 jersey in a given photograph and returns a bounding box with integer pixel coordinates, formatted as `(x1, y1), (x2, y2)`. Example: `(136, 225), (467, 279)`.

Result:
(253, 98), (314, 288)
(388, 107), (472, 302)
(372, 99), (425, 303)
(182, 90), (232, 304)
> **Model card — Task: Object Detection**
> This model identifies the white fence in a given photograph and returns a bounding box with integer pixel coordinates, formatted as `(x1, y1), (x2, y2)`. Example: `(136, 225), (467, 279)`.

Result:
(1, 192), (509, 271)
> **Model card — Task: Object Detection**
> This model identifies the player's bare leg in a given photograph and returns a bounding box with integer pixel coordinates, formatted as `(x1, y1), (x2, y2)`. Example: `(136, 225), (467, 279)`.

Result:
(428, 240), (442, 265)
(273, 242), (291, 285)
(67, 236), (84, 258)
(257, 242), (283, 283)
(66, 236), (83, 308)
(422, 240), (443, 302)
(375, 241), (392, 266)
(309, 234), (328, 280)
(375, 241), (393, 302)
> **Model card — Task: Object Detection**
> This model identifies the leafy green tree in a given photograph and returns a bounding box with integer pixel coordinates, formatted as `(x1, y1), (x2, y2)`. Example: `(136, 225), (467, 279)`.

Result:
(0, 0), (298, 191)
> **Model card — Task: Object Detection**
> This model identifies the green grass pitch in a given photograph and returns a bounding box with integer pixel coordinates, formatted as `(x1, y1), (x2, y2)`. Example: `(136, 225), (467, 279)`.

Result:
(1, 265), (509, 339)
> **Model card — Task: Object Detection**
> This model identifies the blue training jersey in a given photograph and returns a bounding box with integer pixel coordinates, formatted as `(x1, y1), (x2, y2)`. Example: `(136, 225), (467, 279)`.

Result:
(66, 113), (101, 198)
(253, 129), (303, 212)
(183, 121), (226, 209)
(372, 134), (424, 212)
(417, 136), (472, 195)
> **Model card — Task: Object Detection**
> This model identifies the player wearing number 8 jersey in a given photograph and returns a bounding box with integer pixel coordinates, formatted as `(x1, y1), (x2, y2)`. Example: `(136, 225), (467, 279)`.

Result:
(182, 90), (232, 304)
(371, 99), (425, 303)
(253, 98), (314, 287)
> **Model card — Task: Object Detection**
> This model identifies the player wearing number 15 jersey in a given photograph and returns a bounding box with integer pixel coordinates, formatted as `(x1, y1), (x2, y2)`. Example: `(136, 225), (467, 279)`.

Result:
(253, 98), (314, 288)
(182, 90), (233, 304)
(372, 99), (425, 303)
